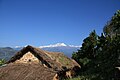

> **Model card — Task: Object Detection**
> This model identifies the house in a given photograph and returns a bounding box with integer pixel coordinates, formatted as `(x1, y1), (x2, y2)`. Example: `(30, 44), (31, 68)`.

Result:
(0, 45), (80, 80)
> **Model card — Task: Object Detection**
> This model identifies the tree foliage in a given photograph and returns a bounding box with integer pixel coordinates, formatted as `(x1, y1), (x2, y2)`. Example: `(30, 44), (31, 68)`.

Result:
(72, 10), (120, 80)
(103, 10), (120, 37)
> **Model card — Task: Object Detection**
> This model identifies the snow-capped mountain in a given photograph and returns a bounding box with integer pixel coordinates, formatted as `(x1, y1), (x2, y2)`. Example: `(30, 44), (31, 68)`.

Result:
(39, 43), (81, 58)
(13, 43), (81, 57)
(39, 43), (81, 48)
(0, 43), (81, 60)
(13, 46), (23, 50)
(39, 43), (67, 48)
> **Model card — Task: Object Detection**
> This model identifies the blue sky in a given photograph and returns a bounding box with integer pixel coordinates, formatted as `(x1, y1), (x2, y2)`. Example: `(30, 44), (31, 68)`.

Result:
(0, 0), (120, 47)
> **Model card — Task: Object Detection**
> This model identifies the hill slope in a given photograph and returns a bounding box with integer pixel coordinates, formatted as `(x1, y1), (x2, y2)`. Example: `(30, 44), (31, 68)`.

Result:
(0, 47), (17, 60)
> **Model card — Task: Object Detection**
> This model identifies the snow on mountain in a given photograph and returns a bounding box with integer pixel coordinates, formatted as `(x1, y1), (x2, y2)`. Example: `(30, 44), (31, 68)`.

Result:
(39, 43), (66, 48)
(38, 43), (81, 58)
(14, 43), (80, 49)
(0, 43), (81, 60)
(13, 46), (23, 50)
(39, 43), (80, 48)
(14, 46), (21, 48)
(14, 45), (28, 48)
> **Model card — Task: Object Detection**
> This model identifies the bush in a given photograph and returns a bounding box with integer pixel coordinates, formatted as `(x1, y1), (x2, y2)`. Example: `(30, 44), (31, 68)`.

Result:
(0, 59), (5, 66)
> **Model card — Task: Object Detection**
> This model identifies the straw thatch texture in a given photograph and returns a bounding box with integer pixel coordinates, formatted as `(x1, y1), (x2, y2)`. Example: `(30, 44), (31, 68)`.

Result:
(7, 45), (80, 71)
(0, 63), (57, 80)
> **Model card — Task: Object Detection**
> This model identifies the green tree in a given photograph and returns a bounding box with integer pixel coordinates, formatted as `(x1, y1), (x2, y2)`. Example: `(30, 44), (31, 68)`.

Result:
(72, 10), (120, 80)
(72, 30), (98, 65)
(103, 10), (120, 37)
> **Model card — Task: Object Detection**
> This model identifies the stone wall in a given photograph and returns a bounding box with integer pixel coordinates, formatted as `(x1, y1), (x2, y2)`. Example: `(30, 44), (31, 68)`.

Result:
(15, 51), (40, 64)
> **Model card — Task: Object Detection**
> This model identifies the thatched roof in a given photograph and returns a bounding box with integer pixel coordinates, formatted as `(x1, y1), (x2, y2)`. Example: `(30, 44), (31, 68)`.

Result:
(7, 45), (80, 71)
(0, 63), (57, 80)
(0, 45), (81, 80)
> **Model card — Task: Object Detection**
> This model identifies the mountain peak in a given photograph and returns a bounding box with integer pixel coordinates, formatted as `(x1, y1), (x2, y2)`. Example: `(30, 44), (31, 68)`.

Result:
(39, 43), (81, 48)
(55, 43), (67, 46)
(14, 46), (21, 48)
(13, 43), (81, 49)
(39, 43), (67, 48)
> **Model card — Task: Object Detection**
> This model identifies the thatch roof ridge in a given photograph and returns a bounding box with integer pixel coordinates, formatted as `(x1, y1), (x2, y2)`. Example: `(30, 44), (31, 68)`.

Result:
(7, 45), (51, 63)
(6, 45), (62, 70)
(6, 45), (80, 71)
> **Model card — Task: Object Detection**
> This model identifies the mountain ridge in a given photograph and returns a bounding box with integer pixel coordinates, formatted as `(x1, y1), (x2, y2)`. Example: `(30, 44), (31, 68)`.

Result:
(14, 43), (81, 48)
(0, 43), (81, 60)
(39, 43), (81, 48)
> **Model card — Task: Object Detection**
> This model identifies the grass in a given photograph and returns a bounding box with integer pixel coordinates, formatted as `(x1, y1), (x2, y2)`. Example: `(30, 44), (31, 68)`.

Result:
(59, 55), (72, 67)
(63, 75), (95, 80)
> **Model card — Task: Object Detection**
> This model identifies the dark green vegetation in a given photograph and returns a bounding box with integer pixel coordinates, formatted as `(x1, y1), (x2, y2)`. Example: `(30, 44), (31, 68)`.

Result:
(72, 10), (120, 80)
